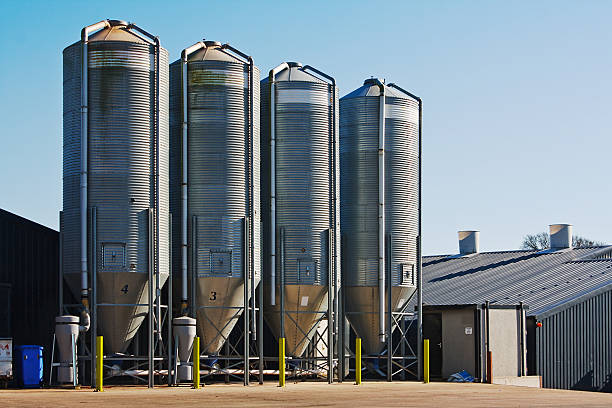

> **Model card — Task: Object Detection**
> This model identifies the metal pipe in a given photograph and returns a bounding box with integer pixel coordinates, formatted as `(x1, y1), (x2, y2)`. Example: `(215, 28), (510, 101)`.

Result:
(181, 41), (206, 313)
(327, 228), (333, 383)
(59, 211), (63, 316)
(386, 233), (392, 382)
(154, 34), (162, 343)
(377, 80), (386, 343)
(269, 63), (289, 306)
(243, 217), (250, 386)
(223, 43), (257, 338)
(168, 213), (173, 386)
(248, 55), (256, 341)
(258, 252), (264, 384)
(79, 19), (109, 319)
(389, 83), (423, 380)
(148, 209), (154, 388)
(280, 227), (285, 338)
(519, 302), (525, 376)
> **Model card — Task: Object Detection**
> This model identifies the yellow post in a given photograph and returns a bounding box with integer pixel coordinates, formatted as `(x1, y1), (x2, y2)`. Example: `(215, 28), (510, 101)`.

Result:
(193, 336), (200, 389)
(424, 339), (430, 384)
(96, 336), (103, 392)
(279, 337), (285, 387)
(355, 337), (362, 385)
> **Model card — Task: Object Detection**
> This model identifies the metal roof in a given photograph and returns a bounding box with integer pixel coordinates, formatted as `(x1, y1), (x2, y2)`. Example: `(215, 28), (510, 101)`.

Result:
(415, 246), (612, 317)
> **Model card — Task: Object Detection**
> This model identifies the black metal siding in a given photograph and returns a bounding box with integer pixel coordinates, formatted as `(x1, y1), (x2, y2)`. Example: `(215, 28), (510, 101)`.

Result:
(536, 288), (612, 392)
(0, 208), (60, 380)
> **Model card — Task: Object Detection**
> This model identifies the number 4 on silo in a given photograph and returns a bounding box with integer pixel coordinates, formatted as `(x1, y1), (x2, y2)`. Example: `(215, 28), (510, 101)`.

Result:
(121, 285), (128, 294)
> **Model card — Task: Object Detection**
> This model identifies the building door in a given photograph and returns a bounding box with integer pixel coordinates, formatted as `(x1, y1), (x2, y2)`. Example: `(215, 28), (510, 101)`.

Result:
(423, 313), (442, 378)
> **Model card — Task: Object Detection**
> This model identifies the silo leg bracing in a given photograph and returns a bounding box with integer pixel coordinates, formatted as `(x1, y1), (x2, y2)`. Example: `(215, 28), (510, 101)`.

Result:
(169, 41), (261, 356)
(62, 20), (170, 356)
(261, 62), (340, 358)
(340, 79), (420, 357)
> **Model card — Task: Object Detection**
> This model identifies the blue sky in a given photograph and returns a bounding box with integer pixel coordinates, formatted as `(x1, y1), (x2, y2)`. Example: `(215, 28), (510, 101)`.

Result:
(0, 1), (610, 254)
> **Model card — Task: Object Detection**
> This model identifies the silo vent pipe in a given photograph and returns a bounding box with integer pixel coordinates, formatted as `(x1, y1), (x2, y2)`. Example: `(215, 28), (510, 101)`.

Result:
(79, 19), (111, 323)
(268, 62), (290, 306)
(180, 41), (206, 313)
(375, 79), (386, 343)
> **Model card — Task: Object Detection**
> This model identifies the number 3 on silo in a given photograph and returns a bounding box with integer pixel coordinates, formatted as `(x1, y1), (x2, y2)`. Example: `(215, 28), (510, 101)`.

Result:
(121, 285), (129, 294)
(210, 291), (217, 301)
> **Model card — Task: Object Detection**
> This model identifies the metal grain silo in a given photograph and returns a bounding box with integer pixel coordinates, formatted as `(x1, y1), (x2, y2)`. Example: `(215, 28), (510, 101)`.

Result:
(340, 79), (421, 356)
(261, 62), (339, 357)
(62, 20), (169, 354)
(169, 41), (260, 355)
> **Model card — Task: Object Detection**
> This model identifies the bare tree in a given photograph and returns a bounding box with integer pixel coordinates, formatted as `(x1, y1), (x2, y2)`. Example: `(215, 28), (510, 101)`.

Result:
(521, 233), (605, 250)
(521, 233), (550, 250)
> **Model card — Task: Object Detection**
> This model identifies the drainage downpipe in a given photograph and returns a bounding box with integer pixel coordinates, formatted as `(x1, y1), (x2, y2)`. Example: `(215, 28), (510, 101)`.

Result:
(79, 19), (110, 329)
(180, 41), (206, 313)
(269, 63), (289, 306)
(377, 81), (386, 343)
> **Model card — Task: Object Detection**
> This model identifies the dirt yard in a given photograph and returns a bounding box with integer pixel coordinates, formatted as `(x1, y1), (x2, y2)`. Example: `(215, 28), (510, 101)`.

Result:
(2, 381), (611, 407)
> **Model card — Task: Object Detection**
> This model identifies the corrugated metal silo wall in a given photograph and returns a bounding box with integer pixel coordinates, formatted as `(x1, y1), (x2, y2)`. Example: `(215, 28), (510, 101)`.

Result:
(0, 209), (61, 381)
(536, 288), (612, 392)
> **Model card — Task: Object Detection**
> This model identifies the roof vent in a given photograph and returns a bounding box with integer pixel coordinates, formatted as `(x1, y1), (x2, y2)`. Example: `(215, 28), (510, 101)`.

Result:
(550, 224), (572, 249)
(458, 231), (480, 255)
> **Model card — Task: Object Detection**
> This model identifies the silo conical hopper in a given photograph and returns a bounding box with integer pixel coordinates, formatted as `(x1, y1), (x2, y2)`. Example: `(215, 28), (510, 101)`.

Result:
(170, 41), (260, 355)
(62, 20), (170, 354)
(340, 79), (420, 355)
(261, 62), (340, 357)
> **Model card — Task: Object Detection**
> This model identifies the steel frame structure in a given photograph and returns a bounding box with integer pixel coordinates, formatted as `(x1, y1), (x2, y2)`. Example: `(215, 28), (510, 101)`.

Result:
(58, 208), (173, 388)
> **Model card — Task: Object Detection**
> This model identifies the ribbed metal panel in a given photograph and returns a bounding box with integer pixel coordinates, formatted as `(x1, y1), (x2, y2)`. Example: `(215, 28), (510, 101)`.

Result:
(170, 44), (260, 354)
(339, 81), (419, 354)
(537, 287), (612, 391)
(340, 82), (419, 287)
(262, 79), (334, 286)
(62, 28), (169, 353)
(261, 64), (338, 356)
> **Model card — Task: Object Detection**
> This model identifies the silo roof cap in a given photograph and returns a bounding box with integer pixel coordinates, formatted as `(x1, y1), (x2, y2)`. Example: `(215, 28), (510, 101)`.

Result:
(184, 41), (249, 64)
(341, 78), (414, 99)
(88, 22), (149, 44)
(108, 19), (129, 27)
(261, 62), (328, 84)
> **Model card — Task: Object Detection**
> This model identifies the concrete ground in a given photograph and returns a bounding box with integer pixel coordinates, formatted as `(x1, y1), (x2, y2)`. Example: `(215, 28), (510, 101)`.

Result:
(2, 381), (612, 407)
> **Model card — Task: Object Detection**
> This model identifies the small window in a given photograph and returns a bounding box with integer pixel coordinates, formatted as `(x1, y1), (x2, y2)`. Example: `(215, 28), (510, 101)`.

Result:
(103, 243), (126, 268)
(210, 249), (232, 277)
(401, 263), (415, 285)
(297, 259), (316, 282)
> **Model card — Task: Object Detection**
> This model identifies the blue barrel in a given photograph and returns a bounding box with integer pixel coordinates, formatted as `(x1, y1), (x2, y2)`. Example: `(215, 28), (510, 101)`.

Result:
(14, 346), (43, 388)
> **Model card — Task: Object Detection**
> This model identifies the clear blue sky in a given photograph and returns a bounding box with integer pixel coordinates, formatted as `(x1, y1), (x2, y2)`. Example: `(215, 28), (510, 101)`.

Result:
(1, 1), (610, 254)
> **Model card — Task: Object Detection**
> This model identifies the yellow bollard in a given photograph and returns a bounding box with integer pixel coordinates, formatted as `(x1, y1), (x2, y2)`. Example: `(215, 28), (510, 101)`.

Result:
(424, 339), (430, 384)
(279, 338), (285, 387)
(96, 336), (103, 392)
(355, 338), (362, 385)
(193, 336), (200, 389)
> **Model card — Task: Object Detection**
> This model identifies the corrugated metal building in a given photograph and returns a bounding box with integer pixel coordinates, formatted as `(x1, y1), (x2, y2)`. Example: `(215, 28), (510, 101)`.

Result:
(0, 208), (61, 381)
(418, 229), (612, 392)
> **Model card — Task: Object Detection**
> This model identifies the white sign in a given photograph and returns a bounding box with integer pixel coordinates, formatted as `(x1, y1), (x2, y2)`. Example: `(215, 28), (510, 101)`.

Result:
(464, 327), (473, 335)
